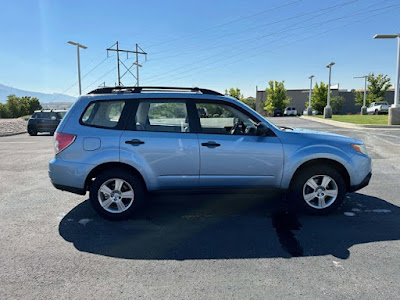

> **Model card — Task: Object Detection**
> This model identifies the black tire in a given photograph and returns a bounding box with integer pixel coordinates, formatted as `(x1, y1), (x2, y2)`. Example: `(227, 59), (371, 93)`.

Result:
(288, 165), (346, 215)
(374, 109), (378, 115)
(28, 125), (37, 136)
(89, 169), (146, 221)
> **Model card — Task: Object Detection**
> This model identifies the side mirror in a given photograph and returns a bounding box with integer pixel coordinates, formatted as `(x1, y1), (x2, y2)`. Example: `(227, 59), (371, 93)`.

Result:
(256, 122), (270, 136)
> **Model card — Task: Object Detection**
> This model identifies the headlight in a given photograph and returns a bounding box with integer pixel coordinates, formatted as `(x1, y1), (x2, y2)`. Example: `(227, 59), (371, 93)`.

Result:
(351, 143), (368, 156)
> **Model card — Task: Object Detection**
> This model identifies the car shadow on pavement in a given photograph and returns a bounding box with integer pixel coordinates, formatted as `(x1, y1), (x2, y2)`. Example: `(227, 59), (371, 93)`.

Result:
(59, 191), (400, 260)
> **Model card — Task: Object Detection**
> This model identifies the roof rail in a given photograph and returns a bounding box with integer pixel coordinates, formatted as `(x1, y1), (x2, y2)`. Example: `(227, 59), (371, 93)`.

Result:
(87, 86), (223, 96)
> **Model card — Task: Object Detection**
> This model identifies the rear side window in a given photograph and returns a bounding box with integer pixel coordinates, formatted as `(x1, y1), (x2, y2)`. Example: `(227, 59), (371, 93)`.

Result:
(135, 101), (189, 133)
(81, 100), (125, 129)
(49, 112), (59, 120)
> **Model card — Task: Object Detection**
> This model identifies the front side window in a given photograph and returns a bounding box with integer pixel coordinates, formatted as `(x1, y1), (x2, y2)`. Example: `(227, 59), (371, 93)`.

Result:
(135, 101), (189, 133)
(81, 100), (125, 128)
(195, 102), (257, 135)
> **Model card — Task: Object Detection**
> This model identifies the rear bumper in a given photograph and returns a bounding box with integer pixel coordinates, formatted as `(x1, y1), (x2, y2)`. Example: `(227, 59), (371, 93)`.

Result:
(49, 157), (93, 195)
(52, 183), (86, 195)
(349, 172), (372, 192)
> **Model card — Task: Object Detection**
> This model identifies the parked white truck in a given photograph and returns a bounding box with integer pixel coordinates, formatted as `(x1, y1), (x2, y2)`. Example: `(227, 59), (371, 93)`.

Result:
(367, 101), (389, 115)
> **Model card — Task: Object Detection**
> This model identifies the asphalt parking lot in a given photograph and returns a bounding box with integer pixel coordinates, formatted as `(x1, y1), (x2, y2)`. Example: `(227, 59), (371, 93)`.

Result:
(1, 117), (400, 299)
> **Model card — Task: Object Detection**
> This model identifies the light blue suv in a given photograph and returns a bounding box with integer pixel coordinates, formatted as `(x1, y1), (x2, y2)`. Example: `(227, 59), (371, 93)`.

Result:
(49, 86), (371, 220)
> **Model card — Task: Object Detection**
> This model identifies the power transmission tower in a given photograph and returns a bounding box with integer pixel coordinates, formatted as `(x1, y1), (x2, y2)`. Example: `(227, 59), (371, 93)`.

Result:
(106, 41), (147, 86)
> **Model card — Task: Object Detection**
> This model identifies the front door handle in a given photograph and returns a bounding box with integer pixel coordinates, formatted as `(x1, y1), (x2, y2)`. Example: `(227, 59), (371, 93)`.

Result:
(125, 139), (145, 146)
(201, 141), (221, 147)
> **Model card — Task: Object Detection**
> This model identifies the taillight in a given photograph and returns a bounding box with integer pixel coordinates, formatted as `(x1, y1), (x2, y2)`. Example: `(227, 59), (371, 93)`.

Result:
(55, 132), (76, 154)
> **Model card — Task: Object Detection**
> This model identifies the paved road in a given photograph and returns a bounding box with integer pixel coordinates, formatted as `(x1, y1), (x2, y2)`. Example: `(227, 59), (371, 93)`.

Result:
(1, 118), (400, 299)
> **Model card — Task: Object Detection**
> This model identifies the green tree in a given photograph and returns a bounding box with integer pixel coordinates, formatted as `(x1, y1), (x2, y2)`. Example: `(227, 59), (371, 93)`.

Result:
(6, 95), (20, 117)
(0, 95), (42, 118)
(354, 73), (391, 106)
(25, 97), (42, 114)
(263, 81), (290, 112)
(311, 82), (330, 114)
(225, 88), (256, 110)
(331, 96), (344, 114)
(242, 97), (256, 110)
(226, 88), (243, 100)
(0, 103), (10, 118)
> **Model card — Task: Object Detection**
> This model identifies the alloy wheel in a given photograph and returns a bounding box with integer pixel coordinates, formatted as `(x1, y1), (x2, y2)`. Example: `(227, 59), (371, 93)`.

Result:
(97, 178), (135, 213)
(302, 175), (338, 209)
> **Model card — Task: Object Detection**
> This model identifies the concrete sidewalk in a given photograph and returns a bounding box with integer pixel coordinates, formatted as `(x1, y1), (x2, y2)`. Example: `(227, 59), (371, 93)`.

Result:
(300, 115), (400, 129)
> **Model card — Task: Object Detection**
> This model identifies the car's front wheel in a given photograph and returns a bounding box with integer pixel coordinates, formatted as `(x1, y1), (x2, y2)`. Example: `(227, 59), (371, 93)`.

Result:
(289, 165), (346, 215)
(89, 169), (145, 221)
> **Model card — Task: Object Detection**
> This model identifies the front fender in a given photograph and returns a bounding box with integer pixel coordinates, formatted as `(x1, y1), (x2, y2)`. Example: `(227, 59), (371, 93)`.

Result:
(280, 144), (354, 189)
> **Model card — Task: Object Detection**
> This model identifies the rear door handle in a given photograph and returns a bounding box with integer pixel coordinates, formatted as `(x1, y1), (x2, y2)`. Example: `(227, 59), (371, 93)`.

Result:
(201, 141), (220, 147)
(125, 139), (145, 146)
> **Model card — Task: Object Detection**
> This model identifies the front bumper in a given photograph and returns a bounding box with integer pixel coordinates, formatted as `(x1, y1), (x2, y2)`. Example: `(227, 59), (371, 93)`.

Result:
(349, 172), (372, 192)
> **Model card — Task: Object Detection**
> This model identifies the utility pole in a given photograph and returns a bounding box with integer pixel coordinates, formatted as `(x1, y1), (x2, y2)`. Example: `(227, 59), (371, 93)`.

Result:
(353, 75), (368, 115)
(107, 41), (147, 87)
(307, 75), (314, 115)
(116, 41), (120, 86)
(67, 41), (87, 95)
(136, 44), (139, 86)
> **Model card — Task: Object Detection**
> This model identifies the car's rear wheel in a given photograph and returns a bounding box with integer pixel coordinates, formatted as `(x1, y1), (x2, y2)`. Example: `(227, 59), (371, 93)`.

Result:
(374, 109), (378, 115)
(89, 169), (145, 221)
(28, 125), (37, 136)
(289, 165), (346, 215)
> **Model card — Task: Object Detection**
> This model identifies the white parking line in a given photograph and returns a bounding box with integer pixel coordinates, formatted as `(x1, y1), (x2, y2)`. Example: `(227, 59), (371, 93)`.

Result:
(0, 142), (35, 144)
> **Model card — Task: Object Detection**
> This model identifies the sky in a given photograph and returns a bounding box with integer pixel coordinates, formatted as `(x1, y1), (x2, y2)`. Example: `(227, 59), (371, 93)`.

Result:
(1, 0), (400, 98)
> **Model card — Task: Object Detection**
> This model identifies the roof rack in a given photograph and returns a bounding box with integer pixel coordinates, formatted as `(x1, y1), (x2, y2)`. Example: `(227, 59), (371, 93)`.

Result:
(87, 86), (224, 96)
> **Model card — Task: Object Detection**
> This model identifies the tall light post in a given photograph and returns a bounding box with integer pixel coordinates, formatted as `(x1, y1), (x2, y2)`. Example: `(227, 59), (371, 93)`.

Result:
(374, 34), (400, 125)
(324, 62), (335, 118)
(67, 41), (87, 95)
(354, 75), (368, 115)
(307, 75), (314, 115)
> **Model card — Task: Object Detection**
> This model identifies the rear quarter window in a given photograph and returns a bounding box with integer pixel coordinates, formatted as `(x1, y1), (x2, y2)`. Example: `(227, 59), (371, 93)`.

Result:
(80, 100), (126, 129)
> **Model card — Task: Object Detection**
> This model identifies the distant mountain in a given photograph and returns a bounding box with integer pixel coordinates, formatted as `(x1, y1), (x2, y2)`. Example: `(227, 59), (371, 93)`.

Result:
(0, 83), (77, 104)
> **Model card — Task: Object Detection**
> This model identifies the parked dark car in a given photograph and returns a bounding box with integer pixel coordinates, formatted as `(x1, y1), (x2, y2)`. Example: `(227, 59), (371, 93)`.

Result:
(273, 108), (283, 117)
(27, 110), (67, 136)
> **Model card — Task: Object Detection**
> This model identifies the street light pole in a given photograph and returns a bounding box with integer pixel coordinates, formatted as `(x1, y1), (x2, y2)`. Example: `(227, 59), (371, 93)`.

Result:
(324, 62), (335, 118)
(307, 75), (314, 115)
(68, 41), (87, 95)
(354, 75), (368, 115)
(374, 34), (400, 125)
